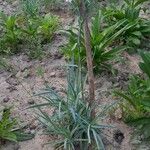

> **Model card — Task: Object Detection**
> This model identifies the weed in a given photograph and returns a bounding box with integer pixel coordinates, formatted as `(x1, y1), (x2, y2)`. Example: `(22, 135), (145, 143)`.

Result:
(42, 0), (65, 11)
(115, 51), (150, 139)
(0, 108), (17, 142)
(62, 11), (133, 73)
(31, 65), (113, 149)
(0, 108), (34, 143)
(102, 0), (150, 48)
(37, 13), (59, 42)
(139, 51), (150, 78)
(0, 11), (59, 58)
(0, 12), (22, 54)
(20, 0), (40, 18)
(36, 66), (45, 77)
(27, 38), (45, 60)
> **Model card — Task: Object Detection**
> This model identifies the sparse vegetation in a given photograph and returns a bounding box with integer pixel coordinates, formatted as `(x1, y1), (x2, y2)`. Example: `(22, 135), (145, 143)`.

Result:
(115, 51), (150, 139)
(0, 108), (34, 143)
(31, 66), (113, 149)
(103, 0), (150, 49)
(0, 0), (150, 149)
(63, 11), (133, 72)
(0, 7), (59, 57)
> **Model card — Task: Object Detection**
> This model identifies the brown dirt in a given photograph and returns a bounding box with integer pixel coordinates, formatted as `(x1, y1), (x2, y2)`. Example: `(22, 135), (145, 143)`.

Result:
(0, 1), (150, 150)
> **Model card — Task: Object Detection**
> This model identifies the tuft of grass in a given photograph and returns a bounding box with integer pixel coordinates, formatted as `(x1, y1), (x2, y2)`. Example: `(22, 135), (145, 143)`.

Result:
(102, 0), (150, 49)
(0, 108), (34, 143)
(30, 65), (114, 149)
(115, 51), (150, 139)
(20, 0), (40, 18)
(62, 11), (133, 73)
(0, 11), (59, 58)
(0, 12), (22, 54)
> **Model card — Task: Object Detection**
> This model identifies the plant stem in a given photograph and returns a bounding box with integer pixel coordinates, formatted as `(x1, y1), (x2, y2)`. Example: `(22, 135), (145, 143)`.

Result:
(79, 0), (95, 116)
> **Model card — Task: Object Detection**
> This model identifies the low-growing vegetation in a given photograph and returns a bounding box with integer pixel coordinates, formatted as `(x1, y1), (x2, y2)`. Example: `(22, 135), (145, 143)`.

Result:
(0, 0), (150, 149)
(63, 12), (133, 72)
(31, 66), (114, 149)
(115, 51), (150, 139)
(0, 9), (59, 58)
(102, 0), (150, 49)
(0, 108), (34, 143)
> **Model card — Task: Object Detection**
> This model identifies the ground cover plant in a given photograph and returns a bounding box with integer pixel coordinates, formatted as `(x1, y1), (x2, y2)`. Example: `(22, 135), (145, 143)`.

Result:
(0, 108), (18, 142)
(62, 11), (134, 73)
(31, 66), (113, 150)
(20, 0), (40, 18)
(0, 13), (22, 54)
(0, 4), (59, 57)
(0, 0), (150, 149)
(0, 107), (34, 144)
(41, 0), (65, 11)
(115, 51), (150, 139)
(102, 0), (150, 49)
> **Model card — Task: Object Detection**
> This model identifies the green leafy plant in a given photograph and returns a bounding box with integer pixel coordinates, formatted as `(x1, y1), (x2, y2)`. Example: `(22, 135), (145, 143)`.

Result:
(102, 0), (150, 47)
(20, 0), (40, 18)
(18, 15), (40, 39)
(20, 13), (59, 59)
(27, 39), (45, 60)
(139, 51), (150, 78)
(31, 65), (113, 149)
(0, 12), (22, 54)
(115, 51), (150, 139)
(0, 11), (59, 57)
(37, 13), (59, 41)
(0, 108), (17, 142)
(62, 11), (134, 72)
(0, 108), (34, 143)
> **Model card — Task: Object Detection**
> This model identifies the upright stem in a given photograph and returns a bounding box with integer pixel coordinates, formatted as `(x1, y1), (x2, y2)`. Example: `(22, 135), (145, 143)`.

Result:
(79, 0), (95, 116)
(79, 1), (95, 149)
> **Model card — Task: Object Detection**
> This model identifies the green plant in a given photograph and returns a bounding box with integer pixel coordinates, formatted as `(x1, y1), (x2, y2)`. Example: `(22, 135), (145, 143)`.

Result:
(20, 13), (59, 43)
(62, 11), (133, 72)
(36, 66), (45, 77)
(20, 0), (40, 18)
(0, 12), (22, 54)
(20, 13), (59, 59)
(0, 108), (17, 142)
(139, 51), (150, 79)
(19, 17), (40, 38)
(31, 65), (113, 149)
(0, 108), (34, 143)
(102, 0), (150, 47)
(28, 42), (45, 60)
(0, 9), (59, 56)
(37, 13), (59, 41)
(115, 51), (150, 139)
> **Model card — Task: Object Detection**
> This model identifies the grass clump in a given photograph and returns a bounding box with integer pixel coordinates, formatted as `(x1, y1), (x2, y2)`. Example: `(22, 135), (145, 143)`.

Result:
(0, 11), (59, 58)
(115, 51), (150, 139)
(62, 11), (133, 73)
(102, 0), (150, 49)
(0, 13), (22, 54)
(0, 107), (34, 144)
(31, 65), (113, 149)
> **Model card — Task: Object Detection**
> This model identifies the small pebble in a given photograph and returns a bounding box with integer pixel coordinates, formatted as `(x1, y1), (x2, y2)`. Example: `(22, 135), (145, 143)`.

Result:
(50, 72), (56, 77)
(3, 97), (10, 103)
(28, 99), (35, 105)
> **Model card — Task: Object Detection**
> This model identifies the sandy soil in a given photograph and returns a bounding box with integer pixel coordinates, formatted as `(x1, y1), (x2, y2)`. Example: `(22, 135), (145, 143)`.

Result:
(0, 0), (150, 150)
